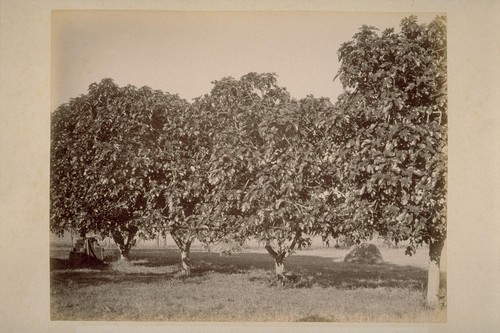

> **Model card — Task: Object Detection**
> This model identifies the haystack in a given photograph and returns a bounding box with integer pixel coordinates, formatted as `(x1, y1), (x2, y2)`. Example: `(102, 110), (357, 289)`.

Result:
(344, 243), (383, 264)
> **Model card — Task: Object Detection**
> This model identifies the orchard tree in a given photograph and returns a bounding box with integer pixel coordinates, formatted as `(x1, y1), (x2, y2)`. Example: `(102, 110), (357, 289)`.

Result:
(142, 83), (249, 276)
(150, 100), (222, 276)
(50, 79), (189, 260)
(247, 97), (340, 282)
(199, 73), (342, 282)
(332, 16), (447, 306)
(297, 95), (350, 244)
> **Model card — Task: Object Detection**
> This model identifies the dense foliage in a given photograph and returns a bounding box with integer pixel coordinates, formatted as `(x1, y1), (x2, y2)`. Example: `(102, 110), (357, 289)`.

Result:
(332, 15), (447, 306)
(332, 16), (447, 256)
(51, 15), (446, 301)
(50, 79), (189, 259)
(194, 73), (345, 279)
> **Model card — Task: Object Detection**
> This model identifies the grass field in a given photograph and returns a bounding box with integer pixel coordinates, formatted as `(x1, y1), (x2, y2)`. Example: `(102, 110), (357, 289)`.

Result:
(50, 243), (446, 322)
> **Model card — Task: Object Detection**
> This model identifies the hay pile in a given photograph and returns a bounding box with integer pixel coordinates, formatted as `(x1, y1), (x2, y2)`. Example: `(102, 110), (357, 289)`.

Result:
(344, 243), (383, 264)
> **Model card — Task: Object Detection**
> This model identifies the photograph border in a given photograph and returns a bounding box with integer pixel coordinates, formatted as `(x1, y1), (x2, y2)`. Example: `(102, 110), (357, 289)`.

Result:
(1, 0), (499, 332)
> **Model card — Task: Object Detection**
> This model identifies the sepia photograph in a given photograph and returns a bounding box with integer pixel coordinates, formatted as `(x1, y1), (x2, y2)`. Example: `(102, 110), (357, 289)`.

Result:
(50, 10), (447, 322)
(1, 1), (499, 332)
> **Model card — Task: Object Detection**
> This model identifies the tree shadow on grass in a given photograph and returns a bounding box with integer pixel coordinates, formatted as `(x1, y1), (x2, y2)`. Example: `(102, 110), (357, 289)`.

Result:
(50, 256), (178, 287)
(206, 252), (433, 291)
(289, 254), (445, 292)
(51, 249), (445, 292)
(50, 257), (108, 271)
(51, 250), (272, 288)
(125, 249), (254, 275)
(125, 249), (434, 290)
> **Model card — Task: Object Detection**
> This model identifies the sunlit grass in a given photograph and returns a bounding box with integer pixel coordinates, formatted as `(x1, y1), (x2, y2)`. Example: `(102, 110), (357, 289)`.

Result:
(51, 246), (445, 322)
(51, 270), (444, 322)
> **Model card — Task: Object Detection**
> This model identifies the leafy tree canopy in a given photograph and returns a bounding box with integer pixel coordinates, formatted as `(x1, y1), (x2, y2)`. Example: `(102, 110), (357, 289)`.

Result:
(332, 16), (447, 257)
(50, 78), (189, 257)
(197, 73), (344, 272)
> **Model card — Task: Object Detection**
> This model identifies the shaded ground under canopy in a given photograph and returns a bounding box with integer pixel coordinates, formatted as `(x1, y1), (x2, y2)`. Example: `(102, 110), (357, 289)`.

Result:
(51, 248), (438, 290)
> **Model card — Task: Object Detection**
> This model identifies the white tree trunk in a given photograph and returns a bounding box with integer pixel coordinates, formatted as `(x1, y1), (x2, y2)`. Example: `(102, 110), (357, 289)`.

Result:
(275, 258), (286, 285)
(265, 240), (298, 286)
(427, 257), (440, 307)
(275, 260), (285, 276)
(426, 239), (445, 307)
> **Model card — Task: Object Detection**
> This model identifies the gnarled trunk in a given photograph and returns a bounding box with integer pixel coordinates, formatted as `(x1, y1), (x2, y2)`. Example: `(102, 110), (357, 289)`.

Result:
(112, 229), (137, 262)
(265, 231), (301, 285)
(171, 233), (193, 277)
(180, 246), (191, 276)
(427, 238), (445, 307)
(265, 243), (286, 283)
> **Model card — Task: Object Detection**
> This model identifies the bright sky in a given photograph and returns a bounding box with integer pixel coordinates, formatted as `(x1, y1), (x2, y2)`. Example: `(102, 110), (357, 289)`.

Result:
(52, 11), (441, 109)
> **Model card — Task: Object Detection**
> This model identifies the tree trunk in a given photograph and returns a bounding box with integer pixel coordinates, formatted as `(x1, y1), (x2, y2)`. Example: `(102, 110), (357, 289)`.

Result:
(114, 240), (131, 261)
(180, 245), (191, 276)
(171, 233), (193, 277)
(112, 229), (136, 262)
(264, 231), (301, 285)
(274, 257), (285, 284)
(427, 238), (445, 307)
(265, 243), (288, 285)
(119, 249), (130, 261)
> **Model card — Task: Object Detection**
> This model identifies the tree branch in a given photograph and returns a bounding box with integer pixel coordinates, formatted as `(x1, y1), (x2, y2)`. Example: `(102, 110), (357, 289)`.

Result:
(265, 241), (278, 259)
(285, 229), (302, 258)
(170, 231), (183, 249)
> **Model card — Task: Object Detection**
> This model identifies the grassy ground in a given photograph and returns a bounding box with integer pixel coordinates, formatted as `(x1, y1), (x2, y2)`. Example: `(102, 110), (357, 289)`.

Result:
(50, 244), (446, 322)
